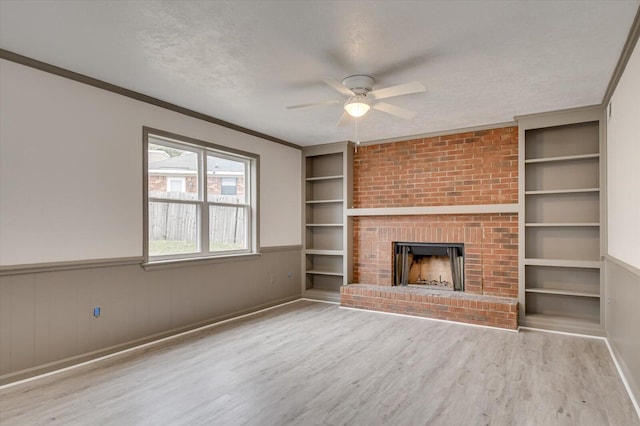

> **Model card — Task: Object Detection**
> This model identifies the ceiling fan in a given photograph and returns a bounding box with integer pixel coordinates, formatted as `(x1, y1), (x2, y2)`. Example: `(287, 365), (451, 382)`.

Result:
(286, 75), (426, 125)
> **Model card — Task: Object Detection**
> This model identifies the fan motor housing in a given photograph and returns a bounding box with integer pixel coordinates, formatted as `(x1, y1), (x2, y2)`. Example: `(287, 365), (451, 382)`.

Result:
(342, 75), (375, 95)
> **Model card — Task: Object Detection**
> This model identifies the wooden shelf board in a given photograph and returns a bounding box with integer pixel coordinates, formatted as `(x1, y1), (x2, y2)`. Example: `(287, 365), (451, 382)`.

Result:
(302, 288), (341, 303)
(305, 199), (343, 204)
(524, 258), (601, 268)
(525, 222), (600, 227)
(347, 203), (518, 217)
(305, 223), (343, 227)
(306, 270), (343, 277)
(525, 188), (600, 195)
(525, 288), (600, 298)
(521, 313), (603, 336)
(524, 153), (599, 164)
(305, 175), (343, 182)
(305, 249), (344, 256)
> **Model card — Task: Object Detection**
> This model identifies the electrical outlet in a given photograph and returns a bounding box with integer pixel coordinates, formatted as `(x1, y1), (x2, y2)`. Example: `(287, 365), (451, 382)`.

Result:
(288, 271), (292, 278)
(93, 306), (101, 318)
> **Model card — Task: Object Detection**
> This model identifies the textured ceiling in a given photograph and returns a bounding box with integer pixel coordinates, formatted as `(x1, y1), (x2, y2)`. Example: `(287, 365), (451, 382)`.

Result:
(1, 0), (638, 146)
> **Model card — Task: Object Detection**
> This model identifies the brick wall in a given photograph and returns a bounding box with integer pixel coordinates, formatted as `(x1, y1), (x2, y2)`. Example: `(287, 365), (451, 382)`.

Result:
(351, 126), (519, 299)
(148, 175), (245, 196)
(353, 214), (518, 298)
(353, 127), (518, 208)
(341, 284), (519, 330)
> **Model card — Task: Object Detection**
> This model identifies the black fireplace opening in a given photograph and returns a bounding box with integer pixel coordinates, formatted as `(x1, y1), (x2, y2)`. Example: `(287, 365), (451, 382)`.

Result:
(393, 242), (465, 291)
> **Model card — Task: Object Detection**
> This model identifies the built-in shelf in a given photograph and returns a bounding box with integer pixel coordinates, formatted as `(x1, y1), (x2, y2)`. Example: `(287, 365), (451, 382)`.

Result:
(525, 288), (599, 298)
(303, 144), (353, 297)
(522, 312), (601, 326)
(525, 223), (600, 227)
(306, 270), (344, 276)
(524, 258), (601, 268)
(520, 313), (603, 336)
(525, 188), (599, 195)
(305, 199), (343, 204)
(524, 153), (599, 164)
(301, 288), (341, 303)
(305, 175), (343, 182)
(519, 115), (603, 336)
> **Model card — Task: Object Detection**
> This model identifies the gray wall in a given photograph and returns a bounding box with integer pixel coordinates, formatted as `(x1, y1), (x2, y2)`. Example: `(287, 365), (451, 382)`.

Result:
(605, 23), (640, 407)
(0, 247), (301, 383)
(0, 56), (304, 384)
(605, 259), (640, 404)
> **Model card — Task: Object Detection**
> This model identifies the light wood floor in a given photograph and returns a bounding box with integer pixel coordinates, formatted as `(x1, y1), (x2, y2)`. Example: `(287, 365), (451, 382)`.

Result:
(1, 300), (637, 425)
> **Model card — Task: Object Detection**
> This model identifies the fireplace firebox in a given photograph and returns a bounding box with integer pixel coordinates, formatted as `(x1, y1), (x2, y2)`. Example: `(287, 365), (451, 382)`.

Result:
(393, 242), (464, 291)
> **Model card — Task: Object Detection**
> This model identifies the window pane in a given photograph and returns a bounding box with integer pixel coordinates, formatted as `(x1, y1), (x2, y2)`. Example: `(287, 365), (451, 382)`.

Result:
(207, 155), (246, 204)
(146, 131), (256, 262)
(209, 206), (246, 251)
(149, 202), (198, 256)
(148, 142), (199, 200)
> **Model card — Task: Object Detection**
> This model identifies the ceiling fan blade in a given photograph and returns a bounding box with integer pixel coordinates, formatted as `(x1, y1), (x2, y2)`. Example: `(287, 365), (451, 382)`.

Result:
(373, 53), (434, 80)
(369, 81), (425, 100)
(336, 111), (352, 127)
(372, 102), (417, 120)
(322, 78), (355, 97)
(286, 99), (341, 110)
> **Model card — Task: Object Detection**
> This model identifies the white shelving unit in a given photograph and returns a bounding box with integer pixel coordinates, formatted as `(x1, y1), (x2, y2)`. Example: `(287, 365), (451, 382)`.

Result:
(302, 142), (353, 301)
(517, 107), (605, 335)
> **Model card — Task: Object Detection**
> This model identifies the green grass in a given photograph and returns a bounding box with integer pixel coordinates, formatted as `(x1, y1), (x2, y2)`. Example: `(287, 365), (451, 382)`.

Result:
(149, 240), (244, 256)
(149, 240), (197, 256)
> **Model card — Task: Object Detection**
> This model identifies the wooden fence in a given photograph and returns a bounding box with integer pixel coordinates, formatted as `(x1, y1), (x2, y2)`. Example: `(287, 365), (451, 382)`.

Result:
(149, 192), (245, 247)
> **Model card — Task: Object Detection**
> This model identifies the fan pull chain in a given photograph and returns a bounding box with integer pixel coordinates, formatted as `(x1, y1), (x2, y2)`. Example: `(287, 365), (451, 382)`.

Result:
(355, 118), (360, 153)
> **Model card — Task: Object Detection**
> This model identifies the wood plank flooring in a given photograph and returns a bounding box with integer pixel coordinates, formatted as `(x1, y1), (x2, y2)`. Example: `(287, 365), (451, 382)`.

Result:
(1, 300), (637, 425)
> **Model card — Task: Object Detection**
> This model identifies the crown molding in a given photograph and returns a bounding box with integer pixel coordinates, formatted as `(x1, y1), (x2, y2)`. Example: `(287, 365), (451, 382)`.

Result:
(602, 5), (640, 105)
(0, 49), (302, 150)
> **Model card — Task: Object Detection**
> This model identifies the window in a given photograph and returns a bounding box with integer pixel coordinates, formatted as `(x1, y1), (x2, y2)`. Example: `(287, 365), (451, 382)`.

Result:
(221, 177), (237, 195)
(167, 177), (186, 193)
(144, 128), (258, 262)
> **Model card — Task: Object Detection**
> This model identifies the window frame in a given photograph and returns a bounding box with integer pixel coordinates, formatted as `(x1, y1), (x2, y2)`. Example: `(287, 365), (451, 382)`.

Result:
(143, 127), (259, 265)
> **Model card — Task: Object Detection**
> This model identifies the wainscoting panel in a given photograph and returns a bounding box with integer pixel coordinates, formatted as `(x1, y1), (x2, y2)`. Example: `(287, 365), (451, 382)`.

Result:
(605, 256), (640, 407)
(0, 247), (302, 383)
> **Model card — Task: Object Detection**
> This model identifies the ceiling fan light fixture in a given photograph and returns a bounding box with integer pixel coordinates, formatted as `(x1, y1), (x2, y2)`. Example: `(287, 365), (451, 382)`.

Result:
(344, 96), (371, 118)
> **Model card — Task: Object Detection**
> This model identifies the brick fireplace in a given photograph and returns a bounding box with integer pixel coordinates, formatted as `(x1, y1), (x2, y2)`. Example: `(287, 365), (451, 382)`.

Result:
(353, 214), (518, 297)
(340, 127), (520, 330)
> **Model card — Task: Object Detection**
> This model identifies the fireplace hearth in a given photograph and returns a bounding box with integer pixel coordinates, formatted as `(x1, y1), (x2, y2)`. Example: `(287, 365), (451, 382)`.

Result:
(394, 242), (464, 291)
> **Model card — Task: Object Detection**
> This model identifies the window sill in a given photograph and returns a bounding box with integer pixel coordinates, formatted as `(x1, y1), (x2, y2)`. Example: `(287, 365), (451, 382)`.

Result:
(142, 252), (261, 271)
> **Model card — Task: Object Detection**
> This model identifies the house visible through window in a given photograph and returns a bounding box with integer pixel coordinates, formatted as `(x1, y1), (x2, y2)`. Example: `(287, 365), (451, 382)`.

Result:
(145, 129), (257, 261)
